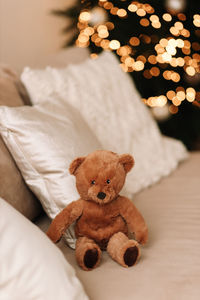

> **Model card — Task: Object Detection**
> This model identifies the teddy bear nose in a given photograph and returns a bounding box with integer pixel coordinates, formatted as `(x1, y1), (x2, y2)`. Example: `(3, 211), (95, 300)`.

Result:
(97, 192), (106, 200)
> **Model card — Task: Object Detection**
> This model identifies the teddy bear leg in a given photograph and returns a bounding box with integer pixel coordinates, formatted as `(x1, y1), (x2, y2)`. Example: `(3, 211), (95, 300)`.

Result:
(107, 232), (140, 268)
(75, 237), (102, 271)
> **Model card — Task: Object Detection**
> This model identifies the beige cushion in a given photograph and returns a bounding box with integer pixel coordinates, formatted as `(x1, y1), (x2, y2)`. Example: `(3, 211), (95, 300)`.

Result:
(0, 65), (42, 219)
(0, 198), (88, 300)
(37, 152), (200, 300)
(0, 64), (32, 105)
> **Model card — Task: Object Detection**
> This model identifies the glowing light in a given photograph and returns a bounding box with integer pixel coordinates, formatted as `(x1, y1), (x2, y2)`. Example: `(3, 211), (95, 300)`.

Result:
(150, 15), (159, 22)
(163, 13), (172, 22)
(177, 91), (185, 101)
(109, 40), (120, 50)
(181, 29), (190, 37)
(193, 14), (200, 27)
(162, 52), (172, 62)
(150, 67), (160, 76)
(79, 11), (91, 22)
(184, 40), (191, 49)
(160, 38), (168, 47)
(98, 30), (109, 38)
(125, 56), (135, 67)
(84, 27), (95, 36)
(103, 2), (113, 10)
(186, 66), (196, 76)
(140, 18), (150, 27)
(177, 13), (186, 21)
(176, 57), (185, 66)
(110, 7), (118, 15)
(176, 39), (184, 48)
(133, 61), (144, 71)
(174, 21), (183, 30)
(91, 33), (98, 42)
(172, 97), (181, 106)
(166, 45), (177, 55)
(170, 58), (178, 67)
(143, 70), (152, 79)
(168, 38), (176, 46)
(117, 45), (132, 56)
(156, 54), (164, 63)
(152, 22), (161, 29)
(137, 9), (146, 17)
(146, 95), (167, 107)
(100, 39), (110, 49)
(163, 71), (171, 80)
(77, 1), (199, 110)
(171, 72), (180, 82)
(97, 25), (109, 38)
(128, 4), (137, 12)
(148, 55), (157, 64)
(167, 90), (176, 100)
(144, 4), (154, 14)
(169, 104), (179, 114)
(155, 44), (165, 54)
(141, 35), (151, 44)
(117, 9), (127, 18)
(186, 87), (196, 102)
(105, 22), (114, 30)
(90, 53), (98, 59)
(156, 95), (167, 107)
(78, 33), (89, 43)
(170, 27), (179, 36)
(129, 37), (140, 46)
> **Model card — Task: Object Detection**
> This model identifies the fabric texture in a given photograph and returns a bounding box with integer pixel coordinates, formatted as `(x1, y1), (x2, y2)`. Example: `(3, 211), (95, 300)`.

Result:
(0, 198), (88, 300)
(37, 152), (200, 300)
(21, 51), (188, 196)
(0, 66), (41, 220)
(0, 100), (102, 248)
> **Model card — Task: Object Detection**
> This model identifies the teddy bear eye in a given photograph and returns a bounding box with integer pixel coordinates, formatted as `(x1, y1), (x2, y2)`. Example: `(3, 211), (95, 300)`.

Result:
(91, 180), (96, 185)
(106, 179), (110, 184)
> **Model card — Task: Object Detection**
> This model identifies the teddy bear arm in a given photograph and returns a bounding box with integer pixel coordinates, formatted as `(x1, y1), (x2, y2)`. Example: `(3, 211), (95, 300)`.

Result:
(118, 197), (148, 245)
(47, 200), (84, 243)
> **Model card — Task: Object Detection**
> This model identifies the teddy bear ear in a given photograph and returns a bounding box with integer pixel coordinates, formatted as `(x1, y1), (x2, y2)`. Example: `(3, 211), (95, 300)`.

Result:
(69, 156), (86, 175)
(119, 154), (134, 173)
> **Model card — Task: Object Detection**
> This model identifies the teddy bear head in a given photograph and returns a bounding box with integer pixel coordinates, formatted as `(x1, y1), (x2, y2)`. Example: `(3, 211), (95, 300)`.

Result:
(69, 150), (134, 205)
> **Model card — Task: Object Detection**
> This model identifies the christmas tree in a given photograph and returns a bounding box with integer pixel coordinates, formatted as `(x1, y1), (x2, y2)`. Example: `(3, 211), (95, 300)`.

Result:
(53, 0), (200, 150)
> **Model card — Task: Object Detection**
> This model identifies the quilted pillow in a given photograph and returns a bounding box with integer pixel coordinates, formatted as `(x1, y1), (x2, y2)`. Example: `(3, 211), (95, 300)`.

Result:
(21, 51), (188, 195)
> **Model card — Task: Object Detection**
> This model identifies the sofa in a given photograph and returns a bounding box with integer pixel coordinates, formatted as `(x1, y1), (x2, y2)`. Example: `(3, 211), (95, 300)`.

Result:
(0, 47), (200, 300)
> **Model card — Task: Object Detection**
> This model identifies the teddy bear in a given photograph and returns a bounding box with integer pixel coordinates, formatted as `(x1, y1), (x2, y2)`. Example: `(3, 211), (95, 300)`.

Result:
(47, 150), (148, 271)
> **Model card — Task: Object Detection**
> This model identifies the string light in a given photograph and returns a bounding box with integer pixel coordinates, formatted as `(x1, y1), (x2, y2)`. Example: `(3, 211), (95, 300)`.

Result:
(77, 1), (200, 112)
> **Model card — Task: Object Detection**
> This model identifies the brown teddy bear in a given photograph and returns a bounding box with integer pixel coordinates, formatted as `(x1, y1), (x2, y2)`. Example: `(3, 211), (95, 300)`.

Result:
(47, 150), (148, 271)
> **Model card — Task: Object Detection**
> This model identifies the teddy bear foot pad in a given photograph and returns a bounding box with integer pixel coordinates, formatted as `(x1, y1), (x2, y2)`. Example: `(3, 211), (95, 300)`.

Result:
(84, 249), (99, 269)
(124, 246), (139, 267)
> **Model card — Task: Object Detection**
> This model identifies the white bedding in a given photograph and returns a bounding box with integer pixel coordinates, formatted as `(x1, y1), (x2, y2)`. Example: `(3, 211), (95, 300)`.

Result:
(0, 198), (88, 300)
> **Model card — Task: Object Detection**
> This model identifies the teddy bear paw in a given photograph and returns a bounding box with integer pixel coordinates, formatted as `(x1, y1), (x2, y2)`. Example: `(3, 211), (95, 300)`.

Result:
(84, 249), (99, 269)
(123, 246), (139, 267)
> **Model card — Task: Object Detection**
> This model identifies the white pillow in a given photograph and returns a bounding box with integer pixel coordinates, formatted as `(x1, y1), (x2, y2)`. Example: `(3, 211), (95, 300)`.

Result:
(0, 100), (102, 248)
(21, 51), (188, 195)
(0, 198), (88, 300)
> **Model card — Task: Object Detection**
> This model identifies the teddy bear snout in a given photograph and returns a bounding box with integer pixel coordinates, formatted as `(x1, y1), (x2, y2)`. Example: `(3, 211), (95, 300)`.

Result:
(97, 192), (106, 200)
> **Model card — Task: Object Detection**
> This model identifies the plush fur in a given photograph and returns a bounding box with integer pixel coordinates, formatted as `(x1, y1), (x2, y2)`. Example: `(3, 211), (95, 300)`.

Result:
(47, 150), (148, 271)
